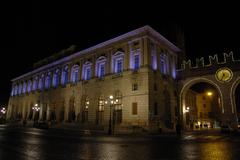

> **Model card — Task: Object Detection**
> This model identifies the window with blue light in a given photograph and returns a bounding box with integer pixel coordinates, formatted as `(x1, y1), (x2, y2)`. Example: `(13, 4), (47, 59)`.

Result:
(96, 57), (106, 78)
(160, 54), (168, 74)
(23, 82), (26, 93)
(18, 84), (22, 94)
(38, 78), (43, 90)
(45, 76), (51, 89)
(71, 65), (79, 83)
(112, 51), (124, 74)
(61, 67), (68, 85)
(27, 80), (32, 93)
(134, 54), (140, 70)
(116, 59), (123, 73)
(99, 63), (105, 77)
(33, 78), (38, 91)
(85, 67), (91, 80)
(82, 62), (92, 80)
(14, 85), (18, 95)
(53, 73), (59, 87)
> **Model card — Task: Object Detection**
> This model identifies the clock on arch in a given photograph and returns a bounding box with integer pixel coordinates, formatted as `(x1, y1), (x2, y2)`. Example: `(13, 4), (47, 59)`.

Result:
(215, 67), (233, 83)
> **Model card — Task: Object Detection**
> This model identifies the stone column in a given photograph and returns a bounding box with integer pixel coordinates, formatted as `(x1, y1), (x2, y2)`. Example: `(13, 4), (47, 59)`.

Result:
(124, 43), (129, 70)
(64, 98), (69, 122)
(141, 37), (150, 66)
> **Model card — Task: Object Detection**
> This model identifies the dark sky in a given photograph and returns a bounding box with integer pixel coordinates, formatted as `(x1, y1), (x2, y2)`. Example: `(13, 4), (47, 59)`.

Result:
(1, 2), (240, 104)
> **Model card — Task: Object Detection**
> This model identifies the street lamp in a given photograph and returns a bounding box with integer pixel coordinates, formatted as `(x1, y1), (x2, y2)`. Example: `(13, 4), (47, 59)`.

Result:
(206, 91), (213, 97)
(32, 103), (40, 122)
(106, 95), (114, 135)
(32, 103), (40, 112)
(0, 107), (6, 114)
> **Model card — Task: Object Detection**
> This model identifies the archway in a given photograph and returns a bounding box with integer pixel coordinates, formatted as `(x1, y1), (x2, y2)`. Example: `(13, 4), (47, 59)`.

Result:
(180, 78), (223, 130)
(231, 78), (240, 126)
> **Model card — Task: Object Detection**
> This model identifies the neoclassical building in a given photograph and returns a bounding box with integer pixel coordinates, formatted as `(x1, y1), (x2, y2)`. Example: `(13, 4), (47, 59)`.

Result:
(7, 26), (180, 132)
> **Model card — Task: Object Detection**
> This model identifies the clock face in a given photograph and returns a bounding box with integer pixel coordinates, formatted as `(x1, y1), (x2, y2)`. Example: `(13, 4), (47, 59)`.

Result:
(215, 68), (233, 82)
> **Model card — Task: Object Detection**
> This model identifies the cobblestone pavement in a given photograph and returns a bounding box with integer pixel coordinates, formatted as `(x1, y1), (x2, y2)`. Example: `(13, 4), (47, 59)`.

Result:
(0, 126), (240, 160)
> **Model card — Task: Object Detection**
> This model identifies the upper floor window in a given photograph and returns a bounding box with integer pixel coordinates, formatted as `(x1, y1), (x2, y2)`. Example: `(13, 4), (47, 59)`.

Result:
(27, 80), (32, 93)
(45, 72), (51, 89)
(32, 76), (38, 91)
(52, 69), (60, 87)
(112, 51), (124, 73)
(151, 46), (157, 70)
(22, 81), (27, 93)
(82, 62), (92, 80)
(18, 83), (22, 94)
(96, 56), (106, 78)
(61, 65), (69, 85)
(160, 54), (169, 74)
(71, 65), (79, 83)
(38, 74), (44, 90)
(130, 49), (140, 70)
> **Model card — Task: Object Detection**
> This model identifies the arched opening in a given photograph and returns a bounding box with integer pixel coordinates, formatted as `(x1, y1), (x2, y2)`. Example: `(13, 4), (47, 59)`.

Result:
(68, 97), (75, 122)
(81, 96), (89, 123)
(180, 79), (223, 131)
(234, 81), (240, 127)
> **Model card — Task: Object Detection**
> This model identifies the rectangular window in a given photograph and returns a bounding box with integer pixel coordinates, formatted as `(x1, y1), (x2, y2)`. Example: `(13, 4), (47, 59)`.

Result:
(86, 67), (91, 80)
(132, 102), (138, 115)
(134, 54), (139, 70)
(99, 64), (105, 77)
(132, 83), (138, 91)
(117, 59), (123, 73)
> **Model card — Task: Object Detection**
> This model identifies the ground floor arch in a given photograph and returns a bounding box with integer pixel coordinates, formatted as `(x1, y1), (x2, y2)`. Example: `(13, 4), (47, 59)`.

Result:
(179, 78), (224, 130)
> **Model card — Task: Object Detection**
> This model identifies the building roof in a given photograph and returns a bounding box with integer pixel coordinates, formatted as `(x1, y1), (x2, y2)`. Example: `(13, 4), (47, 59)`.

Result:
(12, 25), (181, 82)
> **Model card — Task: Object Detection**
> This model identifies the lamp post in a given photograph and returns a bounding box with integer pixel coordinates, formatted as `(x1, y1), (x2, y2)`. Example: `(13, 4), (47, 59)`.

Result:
(106, 95), (114, 135)
(32, 103), (40, 121)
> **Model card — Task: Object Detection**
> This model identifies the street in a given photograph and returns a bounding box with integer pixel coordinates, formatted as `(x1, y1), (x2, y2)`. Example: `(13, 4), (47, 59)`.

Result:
(0, 125), (240, 160)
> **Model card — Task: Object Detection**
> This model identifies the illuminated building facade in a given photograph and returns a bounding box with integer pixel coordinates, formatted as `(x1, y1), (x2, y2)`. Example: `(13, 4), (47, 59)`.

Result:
(7, 26), (180, 132)
(7, 25), (240, 132)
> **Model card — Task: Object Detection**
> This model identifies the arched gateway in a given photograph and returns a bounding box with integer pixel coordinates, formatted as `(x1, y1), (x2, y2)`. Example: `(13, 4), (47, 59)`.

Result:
(177, 53), (240, 130)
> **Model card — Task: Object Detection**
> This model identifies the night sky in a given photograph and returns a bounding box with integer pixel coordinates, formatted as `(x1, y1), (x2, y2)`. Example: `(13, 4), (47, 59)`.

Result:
(1, 2), (239, 105)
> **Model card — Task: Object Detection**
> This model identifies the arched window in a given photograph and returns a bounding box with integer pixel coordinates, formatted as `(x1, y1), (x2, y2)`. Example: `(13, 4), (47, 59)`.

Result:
(71, 64), (79, 83)
(27, 80), (32, 93)
(130, 49), (140, 70)
(96, 56), (106, 78)
(38, 74), (44, 90)
(112, 51), (124, 73)
(96, 96), (105, 124)
(52, 69), (60, 87)
(82, 62), (92, 80)
(18, 83), (22, 94)
(32, 76), (38, 91)
(22, 81), (27, 93)
(61, 65), (69, 85)
(45, 72), (51, 89)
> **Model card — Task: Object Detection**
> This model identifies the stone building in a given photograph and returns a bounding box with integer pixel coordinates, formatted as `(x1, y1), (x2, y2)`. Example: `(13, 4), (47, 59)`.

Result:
(7, 26), (180, 132)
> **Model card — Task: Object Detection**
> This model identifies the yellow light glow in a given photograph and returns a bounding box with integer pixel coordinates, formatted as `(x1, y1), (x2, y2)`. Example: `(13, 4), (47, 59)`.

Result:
(109, 95), (113, 99)
(207, 92), (213, 96)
